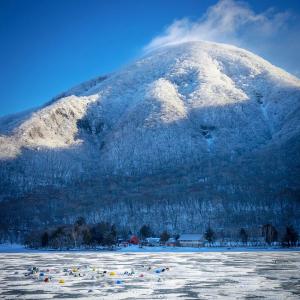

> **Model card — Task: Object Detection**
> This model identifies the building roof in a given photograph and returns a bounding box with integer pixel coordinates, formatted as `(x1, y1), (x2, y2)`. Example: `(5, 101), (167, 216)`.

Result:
(166, 238), (176, 243)
(146, 237), (160, 242)
(178, 234), (203, 241)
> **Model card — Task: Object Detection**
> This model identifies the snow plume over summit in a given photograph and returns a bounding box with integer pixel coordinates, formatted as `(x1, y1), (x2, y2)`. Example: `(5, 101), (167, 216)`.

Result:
(145, 0), (290, 51)
(145, 0), (300, 77)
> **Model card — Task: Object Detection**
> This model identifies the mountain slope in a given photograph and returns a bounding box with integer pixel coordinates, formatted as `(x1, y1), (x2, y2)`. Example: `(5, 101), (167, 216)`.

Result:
(0, 41), (299, 238)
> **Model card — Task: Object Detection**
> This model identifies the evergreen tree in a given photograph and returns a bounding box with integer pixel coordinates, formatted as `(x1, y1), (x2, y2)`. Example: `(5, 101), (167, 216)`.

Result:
(139, 225), (152, 239)
(239, 228), (248, 244)
(282, 225), (298, 247)
(91, 222), (110, 245)
(41, 231), (49, 247)
(205, 227), (215, 243)
(105, 224), (117, 246)
(160, 230), (170, 243)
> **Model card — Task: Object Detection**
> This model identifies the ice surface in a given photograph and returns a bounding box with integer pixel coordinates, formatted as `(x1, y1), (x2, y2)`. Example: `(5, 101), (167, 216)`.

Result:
(0, 251), (299, 299)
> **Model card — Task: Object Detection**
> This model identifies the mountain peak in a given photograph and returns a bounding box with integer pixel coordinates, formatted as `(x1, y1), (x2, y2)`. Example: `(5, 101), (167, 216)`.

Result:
(1, 41), (300, 236)
(0, 41), (299, 164)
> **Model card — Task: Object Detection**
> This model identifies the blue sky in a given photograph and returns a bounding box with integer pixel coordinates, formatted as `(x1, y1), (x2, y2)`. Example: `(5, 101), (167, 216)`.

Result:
(0, 0), (300, 116)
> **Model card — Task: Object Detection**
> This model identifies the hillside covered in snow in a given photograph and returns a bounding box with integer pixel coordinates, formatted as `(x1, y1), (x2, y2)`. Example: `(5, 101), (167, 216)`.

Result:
(0, 41), (299, 239)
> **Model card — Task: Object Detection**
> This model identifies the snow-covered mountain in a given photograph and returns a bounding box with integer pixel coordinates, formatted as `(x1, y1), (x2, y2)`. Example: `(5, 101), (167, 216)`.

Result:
(0, 41), (299, 238)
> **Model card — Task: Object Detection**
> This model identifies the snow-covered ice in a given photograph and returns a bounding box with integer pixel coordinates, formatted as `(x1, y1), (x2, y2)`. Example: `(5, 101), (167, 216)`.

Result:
(0, 251), (299, 299)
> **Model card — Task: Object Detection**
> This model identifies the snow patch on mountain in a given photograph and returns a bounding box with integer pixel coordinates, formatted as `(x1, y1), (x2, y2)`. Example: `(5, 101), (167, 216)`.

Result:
(0, 41), (299, 167)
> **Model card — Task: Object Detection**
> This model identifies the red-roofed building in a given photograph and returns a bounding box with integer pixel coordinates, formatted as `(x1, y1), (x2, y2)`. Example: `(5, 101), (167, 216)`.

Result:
(129, 235), (139, 245)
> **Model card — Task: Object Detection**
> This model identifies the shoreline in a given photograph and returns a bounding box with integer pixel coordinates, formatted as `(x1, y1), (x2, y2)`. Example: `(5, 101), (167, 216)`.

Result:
(1, 243), (299, 253)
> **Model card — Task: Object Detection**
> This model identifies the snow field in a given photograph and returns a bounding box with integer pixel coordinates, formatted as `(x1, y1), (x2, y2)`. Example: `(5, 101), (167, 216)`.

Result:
(0, 251), (300, 299)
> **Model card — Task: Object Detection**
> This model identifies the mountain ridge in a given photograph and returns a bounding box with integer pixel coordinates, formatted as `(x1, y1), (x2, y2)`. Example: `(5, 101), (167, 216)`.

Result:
(0, 41), (299, 239)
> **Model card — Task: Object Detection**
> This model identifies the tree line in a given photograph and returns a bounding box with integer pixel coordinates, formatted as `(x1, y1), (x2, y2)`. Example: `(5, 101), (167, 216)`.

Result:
(203, 224), (298, 247)
(24, 218), (299, 249)
(25, 217), (117, 249)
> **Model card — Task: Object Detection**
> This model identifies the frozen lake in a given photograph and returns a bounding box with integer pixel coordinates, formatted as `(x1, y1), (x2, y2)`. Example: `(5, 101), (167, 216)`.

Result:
(0, 251), (299, 299)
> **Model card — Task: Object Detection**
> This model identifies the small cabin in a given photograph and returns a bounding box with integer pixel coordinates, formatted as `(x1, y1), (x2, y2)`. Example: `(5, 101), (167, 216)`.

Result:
(166, 237), (177, 247)
(145, 237), (160, 246)
(129, 235), (139, 245)
(178, 234), (203, 247)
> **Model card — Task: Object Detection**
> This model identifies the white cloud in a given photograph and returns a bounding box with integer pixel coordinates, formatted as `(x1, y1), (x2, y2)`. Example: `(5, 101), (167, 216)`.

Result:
(145, 0), (290, 52)
(144, 0), (300, 76)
